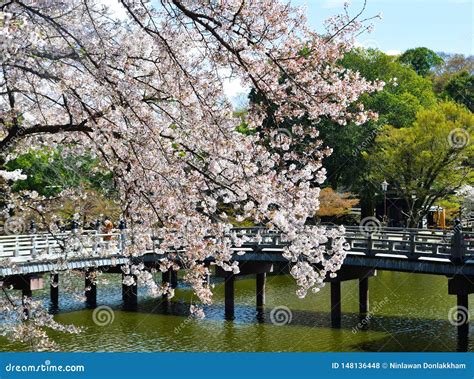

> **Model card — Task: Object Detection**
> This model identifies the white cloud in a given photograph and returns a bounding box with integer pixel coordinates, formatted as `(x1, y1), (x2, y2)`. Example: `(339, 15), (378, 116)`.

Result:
(385, 49), (401, 56)
(223, 77), (248, 98)
(97, 0), (128, 20)
(355, 38), (381, 50)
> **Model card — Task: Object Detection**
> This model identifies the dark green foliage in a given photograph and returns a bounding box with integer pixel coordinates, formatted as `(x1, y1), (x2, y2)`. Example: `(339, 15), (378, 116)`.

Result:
(5, 149), (115, 197)
(398, 47), (444, 77)
(444, 71), (474, 112)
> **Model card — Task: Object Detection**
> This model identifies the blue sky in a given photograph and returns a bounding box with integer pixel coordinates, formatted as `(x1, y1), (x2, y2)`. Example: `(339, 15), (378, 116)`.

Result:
(293, 0), (473, 55)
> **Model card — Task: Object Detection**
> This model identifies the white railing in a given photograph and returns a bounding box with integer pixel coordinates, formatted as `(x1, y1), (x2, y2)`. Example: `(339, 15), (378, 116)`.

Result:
(0, 226), (472, 267)
(0, 230), (124, 263)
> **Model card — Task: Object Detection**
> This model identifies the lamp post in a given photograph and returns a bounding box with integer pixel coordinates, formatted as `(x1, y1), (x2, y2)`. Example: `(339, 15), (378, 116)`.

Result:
(381, 180), (388, 226)
(411, 192), (417, 228)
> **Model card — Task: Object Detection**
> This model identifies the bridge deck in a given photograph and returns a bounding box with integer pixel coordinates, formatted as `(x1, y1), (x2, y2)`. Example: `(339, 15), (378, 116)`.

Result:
(0, 226), (472, 277)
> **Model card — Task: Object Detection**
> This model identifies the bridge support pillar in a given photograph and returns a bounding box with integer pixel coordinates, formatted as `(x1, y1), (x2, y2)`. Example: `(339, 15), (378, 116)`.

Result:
(448, 275), (473, 351)
(256, 272), (266, 310)
(162, 270), (171, 301)
(5, 275), (43, 317)
(50, 274), (59, 307)
(330, 281), (341, 328)
(171, 270), (178, 289)
(85, 270), (97, 308)
(225, 274), (235, 320)
(359, 277), (369, 316)
(22, 287), (32, 298)
(122, 274), (138, 310)
(456, 294), (469, 344)
(22, 285), (32, 319)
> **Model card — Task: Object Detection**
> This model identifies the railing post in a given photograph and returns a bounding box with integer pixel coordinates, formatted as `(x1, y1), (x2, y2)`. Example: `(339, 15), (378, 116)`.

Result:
(409, 231), (416, 258)
(366, 234), (372, 256)
(70, 220), (80, 256)
(450, 220), (464, 264)
(14, 236), (19, 258)
(30, 220), (37, 259)
(119, 219), (127, 253)
(71, 220), (79, 234)
(93, 219), (101, 255)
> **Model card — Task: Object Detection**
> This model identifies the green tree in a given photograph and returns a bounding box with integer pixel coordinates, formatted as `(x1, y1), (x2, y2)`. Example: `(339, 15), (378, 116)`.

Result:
(433, 53), (473, 93)
(5, 149), (115, 197)
(249, 48), (441, 220)
(366, 102), (474, 227)
(398, 47), (444, 77)
(319, 49), (438, 218)
(342, 48), (437, 127)
(443, 71), (474, 112)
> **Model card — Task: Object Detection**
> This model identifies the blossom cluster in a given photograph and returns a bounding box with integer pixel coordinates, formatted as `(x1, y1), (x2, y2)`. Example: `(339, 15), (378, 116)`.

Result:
(0, 0), (382, 342)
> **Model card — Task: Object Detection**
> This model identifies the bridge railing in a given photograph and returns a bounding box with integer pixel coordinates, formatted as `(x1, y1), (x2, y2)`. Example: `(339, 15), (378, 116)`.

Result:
(0, 226), (472, 266)
(343, 226), (474, 260)
(0, 230), (125, 262)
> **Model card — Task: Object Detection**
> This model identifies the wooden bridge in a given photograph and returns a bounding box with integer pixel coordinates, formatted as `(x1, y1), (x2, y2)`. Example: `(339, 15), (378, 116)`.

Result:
(0, 225), (473, 347)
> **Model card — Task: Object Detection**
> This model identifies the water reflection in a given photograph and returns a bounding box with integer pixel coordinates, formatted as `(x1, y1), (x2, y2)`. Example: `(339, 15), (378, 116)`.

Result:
(0, 271), (471, 352)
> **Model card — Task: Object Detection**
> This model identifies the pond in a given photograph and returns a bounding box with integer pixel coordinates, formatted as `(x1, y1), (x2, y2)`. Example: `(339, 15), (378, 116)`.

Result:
(1, 270), (472, 352)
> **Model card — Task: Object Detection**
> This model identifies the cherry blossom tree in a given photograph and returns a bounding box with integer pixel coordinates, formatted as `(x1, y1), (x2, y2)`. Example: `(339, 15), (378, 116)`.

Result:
(0, 0), (383, 348)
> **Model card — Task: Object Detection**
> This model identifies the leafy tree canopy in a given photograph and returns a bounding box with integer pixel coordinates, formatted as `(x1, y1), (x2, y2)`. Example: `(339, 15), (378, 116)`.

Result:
(443, 71), (474, 112)
(398, 47), (444, 77)
(366, 101), (474, 227)
(5, 149), (115, 198)
(321, 48), (438, 191)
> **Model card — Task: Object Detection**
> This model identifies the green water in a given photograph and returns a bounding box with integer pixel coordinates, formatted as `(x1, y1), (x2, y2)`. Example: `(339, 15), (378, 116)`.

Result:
(1, 271), (472, 352)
